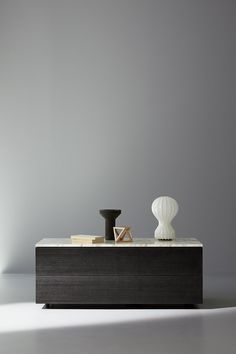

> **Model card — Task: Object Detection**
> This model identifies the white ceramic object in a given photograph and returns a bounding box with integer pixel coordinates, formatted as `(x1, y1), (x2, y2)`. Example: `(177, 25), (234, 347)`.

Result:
(152, 196), (179, 240)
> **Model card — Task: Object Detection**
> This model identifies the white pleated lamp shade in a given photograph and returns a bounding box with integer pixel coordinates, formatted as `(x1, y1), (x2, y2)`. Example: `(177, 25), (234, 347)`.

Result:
(151, 196), (178, 240)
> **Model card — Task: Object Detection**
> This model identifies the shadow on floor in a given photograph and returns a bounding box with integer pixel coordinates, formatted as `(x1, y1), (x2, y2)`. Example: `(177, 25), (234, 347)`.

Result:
(1, 307), (236, 354)
(0, 311), (205, 354)
(200, 296), (236, 309)
(43, 303), (198, 310)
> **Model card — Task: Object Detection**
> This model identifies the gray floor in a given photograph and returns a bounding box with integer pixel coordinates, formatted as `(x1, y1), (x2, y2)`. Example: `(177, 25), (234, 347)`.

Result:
(0, 275), (236, 354)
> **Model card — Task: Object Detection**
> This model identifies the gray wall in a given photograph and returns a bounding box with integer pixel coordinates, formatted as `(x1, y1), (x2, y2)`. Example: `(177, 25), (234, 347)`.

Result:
(0, 0), (235, 274)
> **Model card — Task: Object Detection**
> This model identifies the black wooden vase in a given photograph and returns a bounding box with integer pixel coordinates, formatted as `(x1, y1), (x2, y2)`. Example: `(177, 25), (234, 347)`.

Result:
(99, 209), (121, 241)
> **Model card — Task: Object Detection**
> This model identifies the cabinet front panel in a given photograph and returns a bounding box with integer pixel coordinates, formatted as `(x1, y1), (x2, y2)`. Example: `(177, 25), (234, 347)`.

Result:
(36, 275), (202, 304)
(36, 247), (202, 276)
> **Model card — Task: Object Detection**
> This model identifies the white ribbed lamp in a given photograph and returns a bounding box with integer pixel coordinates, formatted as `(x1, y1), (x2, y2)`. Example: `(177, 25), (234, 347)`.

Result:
(151, 196), (178, 240)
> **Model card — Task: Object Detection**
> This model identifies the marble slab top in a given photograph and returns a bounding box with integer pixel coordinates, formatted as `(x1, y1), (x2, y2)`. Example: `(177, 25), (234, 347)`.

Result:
(35, 237), (202, 248)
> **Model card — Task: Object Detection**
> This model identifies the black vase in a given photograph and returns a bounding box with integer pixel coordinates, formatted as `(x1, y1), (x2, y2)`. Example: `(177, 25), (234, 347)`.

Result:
(99, 209), (121, 241)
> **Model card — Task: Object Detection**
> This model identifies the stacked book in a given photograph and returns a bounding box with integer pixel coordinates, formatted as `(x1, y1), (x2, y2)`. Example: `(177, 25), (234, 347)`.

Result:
(71, 235), (105, 244)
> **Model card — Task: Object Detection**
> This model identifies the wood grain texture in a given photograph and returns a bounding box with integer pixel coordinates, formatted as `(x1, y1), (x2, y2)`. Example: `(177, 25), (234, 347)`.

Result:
(35, 246), (203, 305)
(36, 247), (202, 276)
(36, 275), (202, 304)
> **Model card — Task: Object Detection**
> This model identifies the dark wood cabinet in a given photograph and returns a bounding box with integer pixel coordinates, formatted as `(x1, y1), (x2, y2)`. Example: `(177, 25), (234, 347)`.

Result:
(35, 238), (203, 306)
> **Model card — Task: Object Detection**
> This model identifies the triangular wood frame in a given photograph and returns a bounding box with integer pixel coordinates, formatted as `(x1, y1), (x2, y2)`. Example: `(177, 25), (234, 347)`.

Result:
(113, 226), (133, 242)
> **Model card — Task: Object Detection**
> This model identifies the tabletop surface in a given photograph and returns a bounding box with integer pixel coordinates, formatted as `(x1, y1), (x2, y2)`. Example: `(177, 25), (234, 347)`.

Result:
(35, 237), (202, 248)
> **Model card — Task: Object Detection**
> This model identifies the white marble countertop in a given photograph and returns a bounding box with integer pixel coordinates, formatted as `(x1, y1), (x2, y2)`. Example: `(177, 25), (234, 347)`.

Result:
(35, 237), (202, 247)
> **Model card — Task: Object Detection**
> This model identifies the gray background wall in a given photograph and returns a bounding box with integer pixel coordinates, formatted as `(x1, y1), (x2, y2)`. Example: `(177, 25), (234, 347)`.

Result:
(0, 0), (235, 274)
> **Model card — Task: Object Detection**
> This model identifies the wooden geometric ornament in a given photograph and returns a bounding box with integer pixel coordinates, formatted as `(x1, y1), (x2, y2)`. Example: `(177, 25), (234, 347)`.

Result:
(113, 226), (133, 242)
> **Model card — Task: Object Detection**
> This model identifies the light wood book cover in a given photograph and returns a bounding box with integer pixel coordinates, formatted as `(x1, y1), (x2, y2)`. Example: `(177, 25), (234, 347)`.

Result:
(70, 235), (105, 244)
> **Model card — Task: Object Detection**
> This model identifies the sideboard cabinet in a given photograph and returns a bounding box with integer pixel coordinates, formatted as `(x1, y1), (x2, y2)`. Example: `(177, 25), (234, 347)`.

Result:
(35, 238), (202, 306)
